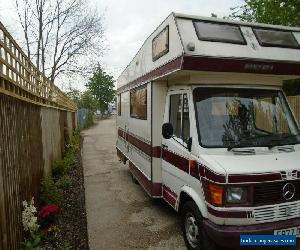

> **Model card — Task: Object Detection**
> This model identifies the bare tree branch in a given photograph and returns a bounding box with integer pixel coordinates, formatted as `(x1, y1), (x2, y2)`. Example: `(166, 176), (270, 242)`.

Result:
(15, 0), (106, 84)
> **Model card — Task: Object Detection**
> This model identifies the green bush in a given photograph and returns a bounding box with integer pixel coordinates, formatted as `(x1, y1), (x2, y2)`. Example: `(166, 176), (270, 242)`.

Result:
(52, 159), (67, 178)
(56, 175), (72, 189)
(40, 176), (63, 205)
(84, 111), (94, 129)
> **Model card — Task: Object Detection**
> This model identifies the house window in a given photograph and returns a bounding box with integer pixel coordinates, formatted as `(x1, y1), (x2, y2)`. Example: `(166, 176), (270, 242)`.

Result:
(193, 21), (246, 45)
(130, 85), (147, 120)
(117, 94), (121, 116)
(169, 93), (190, 143)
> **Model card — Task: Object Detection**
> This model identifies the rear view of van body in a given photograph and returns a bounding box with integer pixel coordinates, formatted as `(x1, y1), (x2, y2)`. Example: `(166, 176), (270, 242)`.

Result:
(116, 13), (300, 249)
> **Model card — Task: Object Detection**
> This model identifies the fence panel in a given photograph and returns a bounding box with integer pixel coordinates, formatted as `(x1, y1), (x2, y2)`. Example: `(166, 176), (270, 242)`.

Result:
(0, 21), (77, 250)
(0, 93), (44, 250)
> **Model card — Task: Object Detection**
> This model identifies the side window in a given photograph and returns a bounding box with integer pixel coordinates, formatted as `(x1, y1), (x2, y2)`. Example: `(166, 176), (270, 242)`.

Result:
(182, 94), (190, 142)
(117, 94), (121, 116)
(130, 85), (147, 120)
(169, 94), (182, 138)
(169, 93), (190, 143)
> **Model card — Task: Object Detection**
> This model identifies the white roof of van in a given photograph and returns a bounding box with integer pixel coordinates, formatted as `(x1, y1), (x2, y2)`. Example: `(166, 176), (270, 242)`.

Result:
(174, 13), (300, 31)
(117, 13), (300, 91)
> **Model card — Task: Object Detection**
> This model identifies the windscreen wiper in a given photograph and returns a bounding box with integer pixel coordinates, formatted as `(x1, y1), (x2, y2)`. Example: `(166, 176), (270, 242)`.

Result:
(264, 133), (300, 149)
(227, 141), (252, 151)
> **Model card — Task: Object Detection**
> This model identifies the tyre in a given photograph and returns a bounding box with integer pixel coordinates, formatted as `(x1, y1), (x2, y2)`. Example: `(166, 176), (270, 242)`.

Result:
(181, 201), (215, 250)
(131, 173), (139, 184)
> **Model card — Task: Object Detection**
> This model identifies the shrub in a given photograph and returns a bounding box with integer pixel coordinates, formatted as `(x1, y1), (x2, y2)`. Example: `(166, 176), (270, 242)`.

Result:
(52, 159), (67, 178)
(40, 176), (63, 206)
(56, 175), (72, 189)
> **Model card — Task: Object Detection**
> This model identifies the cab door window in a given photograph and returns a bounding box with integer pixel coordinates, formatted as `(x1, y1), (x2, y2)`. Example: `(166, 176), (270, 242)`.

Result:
(169, 93), (190, 143)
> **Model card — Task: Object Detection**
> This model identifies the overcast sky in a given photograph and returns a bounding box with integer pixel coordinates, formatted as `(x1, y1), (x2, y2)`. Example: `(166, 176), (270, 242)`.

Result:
(0, 0), (243, 89)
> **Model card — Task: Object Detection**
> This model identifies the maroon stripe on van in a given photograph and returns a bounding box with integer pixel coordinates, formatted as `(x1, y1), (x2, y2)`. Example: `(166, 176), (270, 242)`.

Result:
(152, 146), (162, 158)
(127, 133), (152, 156)
(228, 173), (282, 183)
(182, 56), (300, 76)
(117, 57), (182, 92)
(162, 185), (177, 208)
(199, 165), (205, 177)
(118, 128), (126, 139)
(162, 149), (189, 174)
(205, 168), (226, 183)
(129, 161), (162, 197)
(207, 206), (248, 218)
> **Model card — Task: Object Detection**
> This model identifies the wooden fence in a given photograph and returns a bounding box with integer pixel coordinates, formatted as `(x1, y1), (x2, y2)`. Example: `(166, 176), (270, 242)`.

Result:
(0, 21), (76, 250)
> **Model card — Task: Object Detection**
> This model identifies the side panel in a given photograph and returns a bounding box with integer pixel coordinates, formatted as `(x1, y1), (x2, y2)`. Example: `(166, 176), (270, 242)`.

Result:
(151, 81), (168, 186)
(128, 83), (152, 180)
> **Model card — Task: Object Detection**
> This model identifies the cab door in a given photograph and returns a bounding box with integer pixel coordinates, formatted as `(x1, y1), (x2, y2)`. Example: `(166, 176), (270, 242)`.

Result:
(161, 89), (192, 206)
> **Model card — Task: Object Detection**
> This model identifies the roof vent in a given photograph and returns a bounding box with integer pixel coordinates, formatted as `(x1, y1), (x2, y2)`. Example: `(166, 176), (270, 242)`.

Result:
(231, 148), (256, 155)
(277, 145), (295, 153)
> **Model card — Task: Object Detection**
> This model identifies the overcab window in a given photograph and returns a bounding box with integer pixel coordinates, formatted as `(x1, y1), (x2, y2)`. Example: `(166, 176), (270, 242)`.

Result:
(193, 21), (246, 45)
(252, 28), (299, 49)
(130, 86), (147, 120)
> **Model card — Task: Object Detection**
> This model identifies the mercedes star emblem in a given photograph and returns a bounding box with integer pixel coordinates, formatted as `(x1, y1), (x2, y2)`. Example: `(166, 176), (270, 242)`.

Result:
(282, 183), (296, 200)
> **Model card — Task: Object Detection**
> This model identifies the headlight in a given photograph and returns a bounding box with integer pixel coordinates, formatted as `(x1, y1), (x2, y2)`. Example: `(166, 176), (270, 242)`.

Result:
(226, 187), (247, 204)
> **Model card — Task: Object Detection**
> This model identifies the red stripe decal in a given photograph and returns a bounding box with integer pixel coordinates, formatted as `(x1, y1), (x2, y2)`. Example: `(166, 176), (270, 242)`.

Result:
(182, 56), (300, 76)
(228, 173), (281, 183)
(205, 168), (226, 183)
(162, 185), (177, 208)
(118, 129), (126, 139)
(127, 133), (152, 156)
(162, 149), (189, 174)
(207, 206), (248, 218)
(117, 57), (182, 92)
(152, 146), (161, 158)
(199, 165), (205, 177)
(129, 161), (162, 196)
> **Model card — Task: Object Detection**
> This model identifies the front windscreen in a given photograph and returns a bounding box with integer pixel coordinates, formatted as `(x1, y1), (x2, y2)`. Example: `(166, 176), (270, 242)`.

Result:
(193, 87), (300, 148)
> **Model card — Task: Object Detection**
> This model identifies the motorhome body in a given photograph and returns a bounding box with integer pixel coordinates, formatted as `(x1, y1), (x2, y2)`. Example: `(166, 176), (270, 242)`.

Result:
(116, 13), (300, 249)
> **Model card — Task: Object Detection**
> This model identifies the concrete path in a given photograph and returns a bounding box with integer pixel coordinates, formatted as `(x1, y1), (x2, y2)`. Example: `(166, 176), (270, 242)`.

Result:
(82, 117), (186, 250)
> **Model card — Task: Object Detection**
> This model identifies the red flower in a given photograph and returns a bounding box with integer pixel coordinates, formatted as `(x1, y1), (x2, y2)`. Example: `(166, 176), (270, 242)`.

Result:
(38, 204), (63, 218)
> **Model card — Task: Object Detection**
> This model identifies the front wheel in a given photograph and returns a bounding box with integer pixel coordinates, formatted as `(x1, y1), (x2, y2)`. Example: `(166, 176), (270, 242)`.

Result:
(181, 201), (215, 250)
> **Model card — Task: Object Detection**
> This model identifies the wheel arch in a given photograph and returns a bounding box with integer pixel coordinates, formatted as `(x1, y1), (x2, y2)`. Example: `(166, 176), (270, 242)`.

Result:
(177, 185), (208, 218)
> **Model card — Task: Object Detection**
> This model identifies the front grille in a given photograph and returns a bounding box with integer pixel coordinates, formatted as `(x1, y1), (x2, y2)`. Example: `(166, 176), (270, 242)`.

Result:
(253, 201), (300, 223)
(253, 180), (300, 206)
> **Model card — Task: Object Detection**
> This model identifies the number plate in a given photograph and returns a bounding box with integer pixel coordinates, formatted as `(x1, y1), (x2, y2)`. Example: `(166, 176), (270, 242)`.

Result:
(274, 227), (300, 237)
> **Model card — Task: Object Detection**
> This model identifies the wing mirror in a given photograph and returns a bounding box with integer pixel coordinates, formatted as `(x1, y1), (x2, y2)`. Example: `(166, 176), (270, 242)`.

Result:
(187, 137), (192, 152)
(162, 123), (173, 139)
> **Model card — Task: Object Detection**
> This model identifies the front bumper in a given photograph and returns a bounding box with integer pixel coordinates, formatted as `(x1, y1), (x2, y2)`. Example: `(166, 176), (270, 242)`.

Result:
(203, 218), (300, 248)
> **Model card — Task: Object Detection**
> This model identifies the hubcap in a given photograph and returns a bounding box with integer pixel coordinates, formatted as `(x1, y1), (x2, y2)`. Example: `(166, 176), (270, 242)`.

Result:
(185, 213), (199, 248)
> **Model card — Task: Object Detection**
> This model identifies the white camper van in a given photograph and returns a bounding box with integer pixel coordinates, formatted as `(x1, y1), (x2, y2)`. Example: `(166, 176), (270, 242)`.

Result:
(116, 13), (300, 249)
